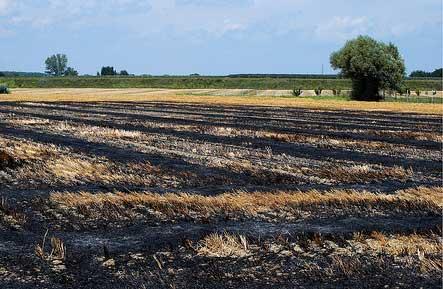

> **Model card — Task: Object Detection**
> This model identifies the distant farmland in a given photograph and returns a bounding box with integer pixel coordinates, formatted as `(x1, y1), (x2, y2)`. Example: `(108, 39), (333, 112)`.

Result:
(1, 76), (442, 91)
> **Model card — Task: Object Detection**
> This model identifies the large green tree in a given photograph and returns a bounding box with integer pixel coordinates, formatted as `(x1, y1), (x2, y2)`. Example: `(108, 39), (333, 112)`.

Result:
(330, 36), (406, 101)
(45, 54), (68, 76)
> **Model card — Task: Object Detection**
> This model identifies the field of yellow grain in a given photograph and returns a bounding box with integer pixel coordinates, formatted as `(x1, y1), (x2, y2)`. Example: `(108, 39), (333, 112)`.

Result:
(2, 88), (442, 114)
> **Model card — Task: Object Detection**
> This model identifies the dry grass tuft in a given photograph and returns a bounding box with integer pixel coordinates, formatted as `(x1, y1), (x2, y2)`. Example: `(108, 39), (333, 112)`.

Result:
(8, 118), (51, 126)
(397, 186), (443, 206)
(420, 257), (443, 274)
(372, 130), (443, 142)
(49, 237), (66, 260)
(48, 157), (111, 183)
(330, 255), (363, 277)
(0, 150), (20, 170)
(0, 139), (61, 161)
(0, 197), (27, 227)
(196, 233), (249, 257)
(367, 232), (441, 256)
(359, 231), (443, 274)
(35, 230), (66, 261)
(309, 164), (414, 183)
(54, 121), (143, 140)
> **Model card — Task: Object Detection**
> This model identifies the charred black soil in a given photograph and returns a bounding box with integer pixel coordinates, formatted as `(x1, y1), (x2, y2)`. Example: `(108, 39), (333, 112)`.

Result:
(0, 100), (441, 288)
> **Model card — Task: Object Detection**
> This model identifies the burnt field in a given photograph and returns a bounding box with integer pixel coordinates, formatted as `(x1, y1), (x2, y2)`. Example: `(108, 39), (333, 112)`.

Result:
(0, 94), (442, 288)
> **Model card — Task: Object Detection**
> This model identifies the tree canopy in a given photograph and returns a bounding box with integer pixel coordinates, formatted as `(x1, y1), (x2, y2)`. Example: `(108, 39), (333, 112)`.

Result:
(45, 54), (68, 76)
(101, 66), (117, 76)
(330, 36), (405, 101)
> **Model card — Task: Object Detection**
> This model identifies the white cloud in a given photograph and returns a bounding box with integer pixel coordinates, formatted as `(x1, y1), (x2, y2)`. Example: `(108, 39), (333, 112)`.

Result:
(0, 0), (12, 14)
(220, 19), (246, 35)
(1, 0), (152, 28)
(315, 16), (373, 42)
(0, 0), (10, 9)
(0, 0), (440, 42)
(175, 0), (252, 7)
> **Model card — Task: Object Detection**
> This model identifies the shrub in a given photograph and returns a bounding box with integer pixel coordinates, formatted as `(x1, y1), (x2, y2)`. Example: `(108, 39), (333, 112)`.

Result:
(393, 85), (409, 95)
(0, 85), (10, 94)
(332, 89), (342, 96)
(314, 87), (323, 96)
(292, 88), (302, 96)
(64, 67), (78, 77)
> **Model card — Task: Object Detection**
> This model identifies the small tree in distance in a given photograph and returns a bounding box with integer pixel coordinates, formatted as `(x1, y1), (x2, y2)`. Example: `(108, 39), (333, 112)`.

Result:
(120, 70), (129, 76)
(64, 67), (78, 76)
(101, 66), (117, 76)
(330, 36), (405, 101)
(45, 54), (68, 76)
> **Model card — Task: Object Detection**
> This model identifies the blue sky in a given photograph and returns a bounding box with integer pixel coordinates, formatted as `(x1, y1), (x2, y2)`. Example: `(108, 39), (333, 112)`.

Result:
(0, 0), (442, 75)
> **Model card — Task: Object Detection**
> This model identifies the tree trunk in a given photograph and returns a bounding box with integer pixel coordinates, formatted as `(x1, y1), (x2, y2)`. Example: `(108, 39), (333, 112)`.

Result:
(351, 78), (381, 101)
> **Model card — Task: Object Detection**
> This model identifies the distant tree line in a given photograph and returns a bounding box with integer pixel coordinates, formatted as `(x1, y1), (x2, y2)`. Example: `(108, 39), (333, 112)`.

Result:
(99, 66), (129, 76)
(43, 54), (130, 77)
(0, 71), (47, 77)
(228, 74), (341, 79)
(409, 68), (442, 78)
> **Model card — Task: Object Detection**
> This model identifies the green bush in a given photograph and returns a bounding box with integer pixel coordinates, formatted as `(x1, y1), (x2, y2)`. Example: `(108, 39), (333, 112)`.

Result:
(292, 88), (302, 96)
(314, 87), (323, 96)
(0, 84), (10, 94)
(396, 86), (405, 95)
